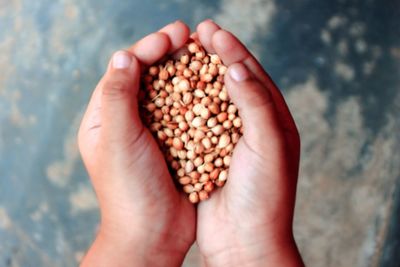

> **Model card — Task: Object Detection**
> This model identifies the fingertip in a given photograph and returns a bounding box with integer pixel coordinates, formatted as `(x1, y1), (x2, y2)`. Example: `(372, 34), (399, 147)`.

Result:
(159, 20), (191, 52)
(225, 63), (272, 110)
(197, 19), (220, 53)
(129, 32), (171, 65)
(212, 30), (249, 65)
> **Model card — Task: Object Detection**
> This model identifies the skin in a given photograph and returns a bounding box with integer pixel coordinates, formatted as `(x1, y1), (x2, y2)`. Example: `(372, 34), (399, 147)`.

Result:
(78, 19), (304, 267)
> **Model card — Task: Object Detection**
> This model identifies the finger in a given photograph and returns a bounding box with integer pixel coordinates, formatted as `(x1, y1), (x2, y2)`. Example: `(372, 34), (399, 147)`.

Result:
(212, 29), (299, 140)
(159, 20), (191, 52)
(127, 32), (171, 65)
(196, 19), (220, 53)
(225, 63), (284, 155)
(100, 50), (143, 146)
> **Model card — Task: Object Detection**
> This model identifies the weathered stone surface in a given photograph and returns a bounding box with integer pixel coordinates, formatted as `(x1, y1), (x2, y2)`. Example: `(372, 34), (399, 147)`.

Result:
(0, 0), (398, 266)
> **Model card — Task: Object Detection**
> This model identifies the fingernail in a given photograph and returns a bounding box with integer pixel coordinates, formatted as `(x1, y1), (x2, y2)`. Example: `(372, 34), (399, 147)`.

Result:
(113, 51), (132, 69)
(229, 63), (250, 82)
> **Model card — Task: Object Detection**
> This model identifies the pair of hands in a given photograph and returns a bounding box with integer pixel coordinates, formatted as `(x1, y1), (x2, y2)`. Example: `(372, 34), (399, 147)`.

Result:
(78, 20), (303, 267)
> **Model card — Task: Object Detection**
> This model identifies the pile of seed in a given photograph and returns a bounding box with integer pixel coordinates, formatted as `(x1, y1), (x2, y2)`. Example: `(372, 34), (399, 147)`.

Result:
(139, 40), (243, 203)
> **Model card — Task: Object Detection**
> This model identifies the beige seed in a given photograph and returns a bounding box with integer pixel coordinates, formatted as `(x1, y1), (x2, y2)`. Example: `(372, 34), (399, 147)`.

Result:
(211, 125), (224, 135)
(180, 54), (190, 65)
(183, 184), (194, 193)
(150, 122), (161, 132)
(190, 60), (202, 71)
(192, 103), (204, 116)
(210, 168), (220, 180)
(228, 113), (236, 121)
(201, 137), (212, 149)
(199, 190), (209, 201)
(164, 128), (174, 138)
(233, 117), (242, 128)
(182, 92), (193, 105)
(214, 157), (223, 167)
(177, 150), (187, 160)
(204, 162), (214, 172)
(231, 132), (240, 144)
(189, 192), (199, 203)
(194, 182), (203, 192)
(194, 157), (204, 167)
(200, 108), (211, 120)
(194, 143), (205, 154)
(217, 112), (228, 123)
(194, 89), (206, 98)
(197, 164), (205, 174)
(171, 160), (180, 170)
(146, 103), (157, 112)
(149, 66), (159, 76)
(223, 120), (233, 129)
(188, 42), (200, 53)
(219, 90), (229, 101)
(207, 117), (218, 128)
(218, 170), (228, 181)
(201, 73), (213, 83)
(178, 79), (190, 91)
(219, 65), (227, 75)
(204, 181), (214, 192)
(208, 64), (218, 76)
(179, 176), (191, 185)
(211, 136), (218, 145)
(210, 54), (221, 64)
(183, 68), (193, 78)
(157, 131), (167, 141)
(215, 179), (225, 187)
(153, 109), (163, 120)
(187, 150), (196, 160)
(184, 110), (195, 122)
(195, 51), (206, 60)
(218, 134), (231, 148)
(204, 153), (214, 163)
(226, 143), (234, 152)
(178, 121), (189, 131)
(194, 129), (206, 141)
(199, 173), (210, 183)
(192, 117), (205, 128)
(223, 155), (231, 166)
(177, 168), (185, 177)
(185, 160), (195, 173)
(155, 97), (165, 107)
(209, 102), (220, 114)
(189, 171), (201, 180)
(172, 137), (183, 150)
(159, 69), (169, 80)
(227, 104), (237, 114)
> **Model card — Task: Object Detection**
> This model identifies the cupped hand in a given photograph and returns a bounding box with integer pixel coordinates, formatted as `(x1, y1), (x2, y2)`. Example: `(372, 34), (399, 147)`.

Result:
(78, 21), (196, 267)
(195, 20), (304, 267)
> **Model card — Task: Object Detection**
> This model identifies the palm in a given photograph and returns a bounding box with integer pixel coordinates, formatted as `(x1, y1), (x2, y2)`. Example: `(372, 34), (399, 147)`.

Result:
(197, 139), (286, 255)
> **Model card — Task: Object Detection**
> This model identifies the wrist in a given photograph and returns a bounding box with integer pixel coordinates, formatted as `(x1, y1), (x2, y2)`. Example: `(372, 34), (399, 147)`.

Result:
(200, 229), (304, 267)
(81, 219), (192, 267)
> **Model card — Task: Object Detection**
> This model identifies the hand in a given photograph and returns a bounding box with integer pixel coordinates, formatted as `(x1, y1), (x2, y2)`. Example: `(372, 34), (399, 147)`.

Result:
(195, 20), (304, 267)
(78, 21), (195, 267)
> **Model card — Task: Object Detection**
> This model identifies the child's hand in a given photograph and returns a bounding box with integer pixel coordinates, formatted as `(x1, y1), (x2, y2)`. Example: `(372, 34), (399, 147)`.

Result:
(195, 20), (304, 267)
(78, 21), (195, 267)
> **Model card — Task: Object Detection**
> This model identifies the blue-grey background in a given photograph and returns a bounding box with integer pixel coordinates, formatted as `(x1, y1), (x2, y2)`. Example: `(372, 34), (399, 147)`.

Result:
(0, 0), (399, 266)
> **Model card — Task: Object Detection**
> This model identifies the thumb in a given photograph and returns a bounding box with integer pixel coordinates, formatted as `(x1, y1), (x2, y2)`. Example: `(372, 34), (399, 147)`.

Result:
(100, 50), (143, 146)
(225, 63), (284, 155)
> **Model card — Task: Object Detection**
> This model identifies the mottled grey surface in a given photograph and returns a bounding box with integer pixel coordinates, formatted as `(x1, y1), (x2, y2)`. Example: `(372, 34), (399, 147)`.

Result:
(0, 0), (399, 266)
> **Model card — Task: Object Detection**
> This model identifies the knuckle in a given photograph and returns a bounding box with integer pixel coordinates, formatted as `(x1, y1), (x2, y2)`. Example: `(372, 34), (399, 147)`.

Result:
(102, 80), (130, 100)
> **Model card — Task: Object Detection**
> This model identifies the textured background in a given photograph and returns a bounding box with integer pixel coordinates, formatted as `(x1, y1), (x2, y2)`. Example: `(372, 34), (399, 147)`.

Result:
(0, 0), (399, 266)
